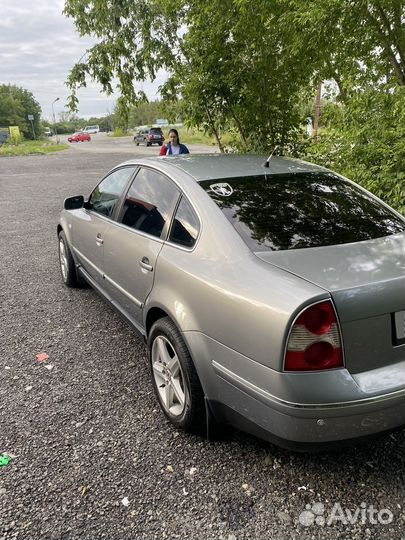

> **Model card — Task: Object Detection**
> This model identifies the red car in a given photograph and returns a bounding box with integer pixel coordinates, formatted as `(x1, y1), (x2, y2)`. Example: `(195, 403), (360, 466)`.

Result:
(68, 132), (91, 143)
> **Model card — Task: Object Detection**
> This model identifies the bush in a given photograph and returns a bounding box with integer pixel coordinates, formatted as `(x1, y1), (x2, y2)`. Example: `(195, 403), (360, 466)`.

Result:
(112, 128), (125, 137)
(9, 132), (22, 145)
(301, 89), (405, 215)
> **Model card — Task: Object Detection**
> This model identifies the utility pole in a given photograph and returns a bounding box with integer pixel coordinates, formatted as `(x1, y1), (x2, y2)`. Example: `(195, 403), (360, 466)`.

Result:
(313, 82), (322, 143)
(28, 115), (35, 139)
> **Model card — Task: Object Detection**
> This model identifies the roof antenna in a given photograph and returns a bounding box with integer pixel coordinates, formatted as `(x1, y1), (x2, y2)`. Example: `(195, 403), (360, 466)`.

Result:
(264, 145), (279, 168)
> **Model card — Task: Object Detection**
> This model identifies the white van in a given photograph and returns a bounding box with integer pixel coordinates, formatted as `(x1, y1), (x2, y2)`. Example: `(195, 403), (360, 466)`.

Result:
(82, 125), (100, 134)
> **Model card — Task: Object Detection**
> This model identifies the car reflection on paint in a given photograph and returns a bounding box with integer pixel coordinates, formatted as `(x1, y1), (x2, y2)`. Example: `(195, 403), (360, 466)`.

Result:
(57, 154), (405, 450)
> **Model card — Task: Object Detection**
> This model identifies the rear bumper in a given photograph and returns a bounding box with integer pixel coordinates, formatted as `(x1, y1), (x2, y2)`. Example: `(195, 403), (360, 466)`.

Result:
(184, 331), (405, 447)
(207, 398), (404, 452)
(212, 370), (405, 446)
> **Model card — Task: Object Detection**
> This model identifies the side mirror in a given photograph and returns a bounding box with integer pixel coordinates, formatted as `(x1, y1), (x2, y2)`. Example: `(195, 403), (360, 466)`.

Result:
(64, 195), (84, 210)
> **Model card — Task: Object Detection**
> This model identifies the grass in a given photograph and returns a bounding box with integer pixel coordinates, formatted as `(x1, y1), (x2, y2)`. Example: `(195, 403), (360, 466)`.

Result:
(0, 139), (68, 157)
(176, 127), (236, 147)
(167, 126), (234, 147)
(109, 128), (127, 137)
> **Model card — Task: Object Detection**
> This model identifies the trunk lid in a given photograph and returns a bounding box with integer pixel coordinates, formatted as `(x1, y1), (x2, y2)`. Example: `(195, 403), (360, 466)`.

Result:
(256, 233), (405, 373)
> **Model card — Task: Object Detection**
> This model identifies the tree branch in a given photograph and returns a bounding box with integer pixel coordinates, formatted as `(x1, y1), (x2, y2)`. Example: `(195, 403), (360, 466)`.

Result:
(365, 3), (405, 86)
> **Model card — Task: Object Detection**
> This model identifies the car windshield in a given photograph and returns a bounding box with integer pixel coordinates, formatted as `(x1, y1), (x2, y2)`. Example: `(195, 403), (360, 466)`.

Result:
(200, 172), (405, 251)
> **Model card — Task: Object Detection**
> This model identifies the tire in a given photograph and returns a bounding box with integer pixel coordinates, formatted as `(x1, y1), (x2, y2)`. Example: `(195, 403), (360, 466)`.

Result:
(148, 317), (206, 433)
(58, 230), (79, 287)
(146, 142), (151, 147)
(136, 142), (139, 146)
(158, 142), (163, 146)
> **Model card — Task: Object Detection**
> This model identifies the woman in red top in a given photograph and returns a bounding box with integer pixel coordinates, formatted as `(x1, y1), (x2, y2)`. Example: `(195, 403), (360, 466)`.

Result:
(160, 129), (189, 156)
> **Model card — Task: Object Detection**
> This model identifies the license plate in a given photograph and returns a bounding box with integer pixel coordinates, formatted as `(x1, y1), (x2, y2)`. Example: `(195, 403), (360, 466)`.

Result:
(393, 311), (405, 345)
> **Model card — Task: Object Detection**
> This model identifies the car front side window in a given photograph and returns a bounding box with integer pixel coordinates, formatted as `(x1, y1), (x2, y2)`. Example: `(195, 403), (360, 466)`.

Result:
(89, 167), (135, 219)
(119, 168), (180, 238)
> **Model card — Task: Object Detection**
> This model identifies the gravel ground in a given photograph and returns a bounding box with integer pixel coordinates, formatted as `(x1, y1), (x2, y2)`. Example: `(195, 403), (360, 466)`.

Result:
(1, 145), (405, 540)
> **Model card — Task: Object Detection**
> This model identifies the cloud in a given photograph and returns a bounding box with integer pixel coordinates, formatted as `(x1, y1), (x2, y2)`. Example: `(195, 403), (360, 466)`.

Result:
(1, 0), (164, 119)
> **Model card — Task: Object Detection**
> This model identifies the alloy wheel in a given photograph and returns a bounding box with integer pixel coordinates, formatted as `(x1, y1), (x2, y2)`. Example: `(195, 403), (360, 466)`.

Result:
(151, 336), (186, 416)
(59, 238), (68, 281)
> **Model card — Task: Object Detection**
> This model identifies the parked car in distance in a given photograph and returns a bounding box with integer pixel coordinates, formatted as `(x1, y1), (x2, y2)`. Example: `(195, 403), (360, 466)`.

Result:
(67, 132), (91, 143)
(82, 125), (99, 134)
(44, 127), (52, 137)
(57, 154), (405, 450)
(134, 127), (164, 146)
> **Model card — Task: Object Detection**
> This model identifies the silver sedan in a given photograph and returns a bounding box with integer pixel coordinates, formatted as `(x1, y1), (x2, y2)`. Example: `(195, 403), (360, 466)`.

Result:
(58, 154), (405, 450)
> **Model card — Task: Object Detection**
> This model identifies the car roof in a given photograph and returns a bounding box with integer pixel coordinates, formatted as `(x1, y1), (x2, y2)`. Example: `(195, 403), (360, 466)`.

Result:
(119, 154), (326, 183)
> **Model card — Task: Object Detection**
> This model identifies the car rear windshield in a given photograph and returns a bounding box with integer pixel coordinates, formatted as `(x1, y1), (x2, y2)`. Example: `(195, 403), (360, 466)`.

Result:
(200, 172), (405, 251)
(151, 128), (163, 134)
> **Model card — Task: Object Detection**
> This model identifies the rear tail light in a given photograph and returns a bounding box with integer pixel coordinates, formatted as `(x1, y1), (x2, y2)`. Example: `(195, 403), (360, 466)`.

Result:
(284, 300), (343, 371)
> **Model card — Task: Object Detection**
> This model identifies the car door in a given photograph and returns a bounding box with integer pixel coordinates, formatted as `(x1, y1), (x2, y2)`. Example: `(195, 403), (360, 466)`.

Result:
(103, 167), (180, 325)
(71, 166), (136, 288)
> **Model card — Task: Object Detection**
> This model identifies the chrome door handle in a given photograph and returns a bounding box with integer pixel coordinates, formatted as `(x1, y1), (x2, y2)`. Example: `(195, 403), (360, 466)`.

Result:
(96, 233), (104, 246)
(139, 257), (153, 272)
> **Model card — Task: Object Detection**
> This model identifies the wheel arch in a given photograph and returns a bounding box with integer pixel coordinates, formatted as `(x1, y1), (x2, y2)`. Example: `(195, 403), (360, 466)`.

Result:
(145, 306), (170, 337)
(144, 302), (212, 394)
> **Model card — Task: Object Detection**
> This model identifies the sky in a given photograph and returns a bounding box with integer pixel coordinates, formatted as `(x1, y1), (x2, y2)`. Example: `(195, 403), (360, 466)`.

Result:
(1, 0), (165, 120)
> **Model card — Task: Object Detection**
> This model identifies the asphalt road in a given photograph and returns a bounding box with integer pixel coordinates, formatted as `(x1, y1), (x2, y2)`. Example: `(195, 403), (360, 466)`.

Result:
(55, 131), (220, 155)
(1, 142), (405, 540)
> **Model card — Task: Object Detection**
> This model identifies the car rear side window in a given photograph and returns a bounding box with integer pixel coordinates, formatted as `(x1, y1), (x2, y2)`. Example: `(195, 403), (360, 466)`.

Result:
(169, 196), (200, 248)
(200, 172), (405, 251)
(89, 167), (135, 219)
(119, 168), (179, 238)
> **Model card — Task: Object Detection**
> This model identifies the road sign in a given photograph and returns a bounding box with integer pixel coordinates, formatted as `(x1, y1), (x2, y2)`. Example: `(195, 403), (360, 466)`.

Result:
(27, 115), (36, 139)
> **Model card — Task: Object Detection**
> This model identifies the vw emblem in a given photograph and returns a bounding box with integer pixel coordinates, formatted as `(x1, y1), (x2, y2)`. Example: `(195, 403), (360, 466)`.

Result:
(209, 183), (234, 197)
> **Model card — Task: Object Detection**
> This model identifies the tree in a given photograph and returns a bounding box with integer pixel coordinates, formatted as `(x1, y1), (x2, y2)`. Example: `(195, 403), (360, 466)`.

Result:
(0, 85), (42, 139)
(63, 0), (405, 208)
(282, 1), (405, 213)
(63, 0), (180, 110)
(304, 88), (405, 213)
(128, 100), (163, 127)
(64, 0), (319, 151)
(281, 0), (405, 96)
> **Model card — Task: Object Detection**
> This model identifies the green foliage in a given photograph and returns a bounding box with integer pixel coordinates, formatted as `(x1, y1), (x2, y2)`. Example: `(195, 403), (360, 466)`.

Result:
(168, 126), (232, 146)
(128, 101), (164, 128)
(112, 128), (125, 137)
(110, 97), (130, 131)
(95, 115), (113, 132)
(0, 85), (42, 139)
(303, 88), (405, 214)
(47, 113), (114, 134)
(160, 0), (316, 152)
(9, 131), (22, 145)
(281, 0), (405, 95)
(52, 121), (81, 135)
(63, 0), (176, 110)
(64, 0), (405, 210)
(64, 0), (318, 151)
